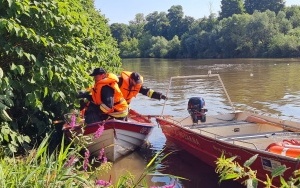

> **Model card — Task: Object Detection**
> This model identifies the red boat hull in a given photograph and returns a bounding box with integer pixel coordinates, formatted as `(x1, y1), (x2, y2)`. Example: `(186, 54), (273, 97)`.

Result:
(157, 117), (300, 186)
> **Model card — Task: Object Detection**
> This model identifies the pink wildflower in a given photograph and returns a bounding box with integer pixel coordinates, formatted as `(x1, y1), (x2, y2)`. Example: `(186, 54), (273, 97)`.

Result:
(83, 149), (90, 171)
(70, 113), (76, 128)
(97, 148), (105, 160)
(64, 155), (78, 168)
(150, 181), (176, 188)
(95, 179), (112, 187)
(95, 176), (112, 187)
(94, 125), (104, 139)
(102, 156), (107, 163)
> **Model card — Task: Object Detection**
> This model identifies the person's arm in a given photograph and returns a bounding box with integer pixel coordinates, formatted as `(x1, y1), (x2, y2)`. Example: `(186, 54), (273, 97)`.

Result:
(99, 85), (114, 114)
(118, 77), (123, 87)
(139, 85), (167, 100)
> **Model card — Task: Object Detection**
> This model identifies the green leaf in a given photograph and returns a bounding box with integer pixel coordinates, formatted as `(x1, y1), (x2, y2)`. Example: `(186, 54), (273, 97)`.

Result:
(14, 26), (20, 36)
(48, 70), (53, 81)
(252, 179), (258, 188)
(8, 143), (17, 153)
(0, 102), (8, 110)
(243, 154), (258, 167)
(279, 175), (288, 187)
(23, 136), (31, 143)
(15, 47), (24, 57)
(17, 135), (24, 144)
(11, 63), (17, 71)
(0, 67), (3, 79)
(247, 178), (258, 188)
(7, 0), (13, 7)
(2, 97), (14, 107)
(17, 65), (25, 75)
(43, 87), (48, 98)
(40, 67), (47, 76)
(24, 52), (31, 61)
(4, 134), (9, 142)
(5, 90), (13, 97)
(31, 54), (36, 62)
(58, 91), (66, 100)
(223, 173), (239, 180)
(36, 99), (43, 110)
(271, 165), (287, 178)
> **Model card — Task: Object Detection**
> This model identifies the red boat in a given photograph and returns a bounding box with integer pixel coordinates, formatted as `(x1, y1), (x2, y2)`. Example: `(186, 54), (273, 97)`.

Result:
(63, 109), (154, 162)
(156, 74), (300, 186)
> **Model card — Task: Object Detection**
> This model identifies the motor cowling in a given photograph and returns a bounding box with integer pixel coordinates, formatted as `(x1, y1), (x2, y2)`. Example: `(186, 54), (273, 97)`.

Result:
(187, 97), (207, 124)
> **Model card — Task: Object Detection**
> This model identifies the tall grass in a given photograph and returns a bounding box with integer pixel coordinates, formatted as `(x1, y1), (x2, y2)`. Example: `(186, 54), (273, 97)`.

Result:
(0, 133), (183, 188)
(0, 134), (110, 187)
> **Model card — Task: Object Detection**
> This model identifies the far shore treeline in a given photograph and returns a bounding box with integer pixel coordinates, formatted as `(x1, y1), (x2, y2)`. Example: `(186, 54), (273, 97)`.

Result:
(110, 0), (300, 58)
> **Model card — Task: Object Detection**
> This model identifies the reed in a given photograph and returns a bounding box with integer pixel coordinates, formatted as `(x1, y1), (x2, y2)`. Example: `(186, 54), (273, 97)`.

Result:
(215, 153), (298, 188)
(0, 132), (181, 188)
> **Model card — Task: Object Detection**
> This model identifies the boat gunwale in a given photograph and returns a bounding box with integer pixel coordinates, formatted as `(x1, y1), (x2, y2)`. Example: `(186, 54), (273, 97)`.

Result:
(157, 117), (300, 162)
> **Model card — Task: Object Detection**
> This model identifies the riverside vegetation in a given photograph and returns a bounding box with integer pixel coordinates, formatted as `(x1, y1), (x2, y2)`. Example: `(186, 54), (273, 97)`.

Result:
(0, 131), (183, 187)
(216, 153), (300, 188)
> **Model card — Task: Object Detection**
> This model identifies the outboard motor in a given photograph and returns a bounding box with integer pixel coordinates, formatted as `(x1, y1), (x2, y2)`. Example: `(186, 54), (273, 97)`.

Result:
(187, 97), (207, 124)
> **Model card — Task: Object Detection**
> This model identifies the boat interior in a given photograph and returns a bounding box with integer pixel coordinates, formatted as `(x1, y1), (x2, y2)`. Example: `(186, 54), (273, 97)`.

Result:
(162, 111), (300, 153)
(158, 74), (300, 158)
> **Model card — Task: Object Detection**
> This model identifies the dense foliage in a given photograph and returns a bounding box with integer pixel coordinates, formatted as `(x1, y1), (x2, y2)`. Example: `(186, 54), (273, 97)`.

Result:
(216, 154), (299, 188)
(0, 0), (121, 154)
(110, 2), (300, 58)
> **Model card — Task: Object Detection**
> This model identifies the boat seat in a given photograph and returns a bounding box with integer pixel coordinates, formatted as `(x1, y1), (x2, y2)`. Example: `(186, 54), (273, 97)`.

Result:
(218, 131), (290, 141)
(189, 120), (250, 129)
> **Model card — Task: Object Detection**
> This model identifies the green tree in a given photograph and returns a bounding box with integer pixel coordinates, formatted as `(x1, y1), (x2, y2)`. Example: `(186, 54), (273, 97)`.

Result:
(218, 14), (253, 57)
(128, 13), (146, 39)
(285, 5), (300, 28)
(180, 16), (195, 36)
(275, 11), (292, 34)
(166, 35), (181, 58)
(144, 11), (169, 38)
(110, 23), (131, 44)
(181, 14), (220, 58)
(0, 0), (121, 153)
(167, 5), (184, 39)
(180, 34), (201, 58)
(138, 33), (152, 57)
(119, 38), (140, 58)
(219, 0), (245, 19)
(245, 0), (285, 14)
(246, 11), (278, 56)
(268, 32), (300, 57)
(148, 36), (169, 58)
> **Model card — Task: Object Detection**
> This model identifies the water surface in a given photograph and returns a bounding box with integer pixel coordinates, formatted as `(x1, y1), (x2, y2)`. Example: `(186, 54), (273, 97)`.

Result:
(107, 58), (300, 188)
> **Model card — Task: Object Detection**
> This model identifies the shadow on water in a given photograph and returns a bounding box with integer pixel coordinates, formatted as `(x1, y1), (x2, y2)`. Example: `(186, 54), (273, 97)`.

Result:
(138, 141), (243, 188)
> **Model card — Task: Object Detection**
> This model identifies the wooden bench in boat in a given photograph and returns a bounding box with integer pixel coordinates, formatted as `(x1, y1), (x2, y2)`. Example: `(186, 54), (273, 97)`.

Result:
(189, 120), (250, 129)
(217, 131), (292, 141)
(217, 131), (300, 150)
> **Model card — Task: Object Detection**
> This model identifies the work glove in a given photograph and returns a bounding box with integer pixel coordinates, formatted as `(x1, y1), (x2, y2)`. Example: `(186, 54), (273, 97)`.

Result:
(160, 94), (167, 100)
(79, 99), (87, 111)
(77, 91), (90, 99)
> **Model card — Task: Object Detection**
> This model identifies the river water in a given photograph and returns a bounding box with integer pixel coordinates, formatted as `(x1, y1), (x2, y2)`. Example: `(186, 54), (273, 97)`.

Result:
(105, 58), (300, 188)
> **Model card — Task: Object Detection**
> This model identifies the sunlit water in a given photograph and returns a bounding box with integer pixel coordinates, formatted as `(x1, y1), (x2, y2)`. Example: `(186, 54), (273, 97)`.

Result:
(104, 58), (300, 188)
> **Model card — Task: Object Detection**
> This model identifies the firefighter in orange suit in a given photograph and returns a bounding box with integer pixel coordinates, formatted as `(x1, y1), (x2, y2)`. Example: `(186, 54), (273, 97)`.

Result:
(118, 71), (167, 105)
(78, 68), (128, 124)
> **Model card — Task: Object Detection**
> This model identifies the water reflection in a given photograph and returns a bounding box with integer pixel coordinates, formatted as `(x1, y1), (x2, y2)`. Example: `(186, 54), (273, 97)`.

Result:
(102, 58), (300, 187)
(148, 141), (242, 188)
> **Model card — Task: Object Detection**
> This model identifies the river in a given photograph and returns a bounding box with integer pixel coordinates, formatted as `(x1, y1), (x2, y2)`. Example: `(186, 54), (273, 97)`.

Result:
(105, 58), (300, 188)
